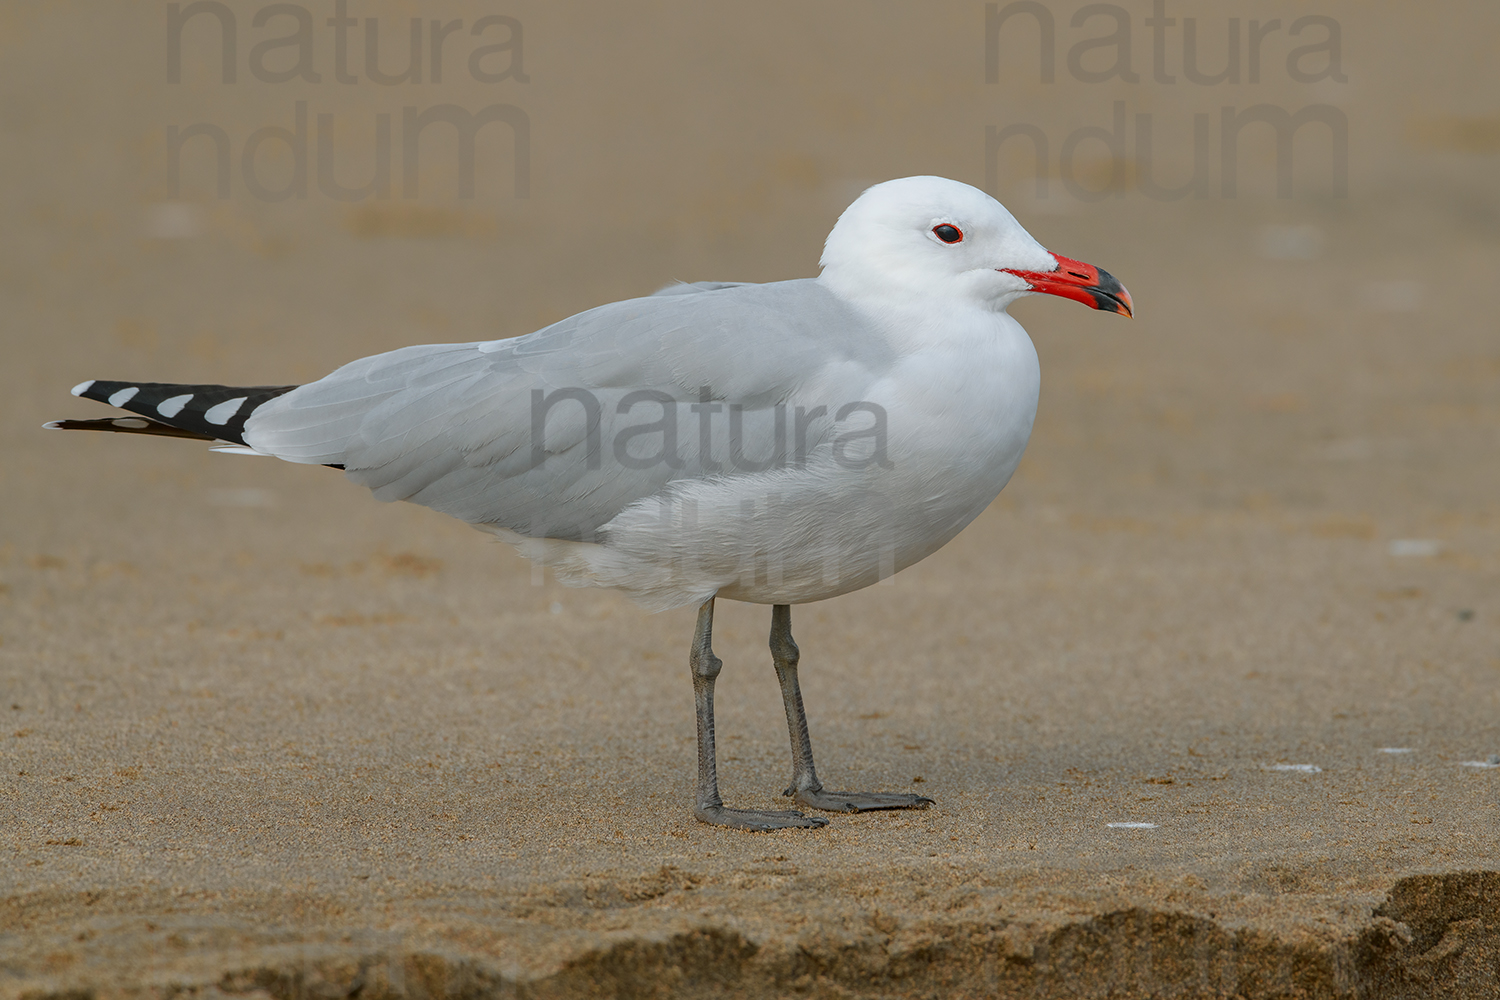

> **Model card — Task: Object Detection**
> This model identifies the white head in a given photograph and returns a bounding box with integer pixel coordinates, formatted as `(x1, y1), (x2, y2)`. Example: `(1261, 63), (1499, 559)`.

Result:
(819, 176), (1132, 317)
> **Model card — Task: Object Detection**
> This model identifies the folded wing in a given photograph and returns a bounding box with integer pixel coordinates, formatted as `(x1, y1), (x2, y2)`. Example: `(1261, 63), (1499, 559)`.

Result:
(244, 279), (892, 540)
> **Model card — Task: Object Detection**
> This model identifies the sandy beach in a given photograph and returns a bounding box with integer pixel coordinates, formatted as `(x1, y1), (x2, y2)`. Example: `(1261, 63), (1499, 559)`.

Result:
(3, 2), (1498, 996)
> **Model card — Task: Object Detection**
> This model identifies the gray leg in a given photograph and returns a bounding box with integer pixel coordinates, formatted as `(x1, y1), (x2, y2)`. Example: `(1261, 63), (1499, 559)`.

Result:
(690, 598), (826, 831)
(771, 604), (934, 813)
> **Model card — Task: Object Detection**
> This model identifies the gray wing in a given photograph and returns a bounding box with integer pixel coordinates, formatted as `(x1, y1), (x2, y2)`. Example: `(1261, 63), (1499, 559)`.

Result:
(244, 279), (893, 540)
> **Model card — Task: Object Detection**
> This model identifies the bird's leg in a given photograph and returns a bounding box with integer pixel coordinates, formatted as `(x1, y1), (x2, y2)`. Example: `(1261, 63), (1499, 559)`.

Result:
(771, 604), (934, 813)
(690, 597), (826, 831)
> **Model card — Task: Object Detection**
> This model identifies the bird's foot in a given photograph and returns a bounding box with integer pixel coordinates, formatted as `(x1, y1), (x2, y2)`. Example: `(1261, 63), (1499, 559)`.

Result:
(788, 787), (935, 813)
(694, 804), (828, 831)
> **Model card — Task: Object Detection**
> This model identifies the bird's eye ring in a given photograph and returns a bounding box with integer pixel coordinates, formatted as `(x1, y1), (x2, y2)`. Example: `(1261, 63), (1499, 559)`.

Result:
(932, 224), (963, 244)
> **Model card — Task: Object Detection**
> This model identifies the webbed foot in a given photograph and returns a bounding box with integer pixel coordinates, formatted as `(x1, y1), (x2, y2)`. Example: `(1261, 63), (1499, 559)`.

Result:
(788, 787), (935, 813)
(695, 804), (828, 830)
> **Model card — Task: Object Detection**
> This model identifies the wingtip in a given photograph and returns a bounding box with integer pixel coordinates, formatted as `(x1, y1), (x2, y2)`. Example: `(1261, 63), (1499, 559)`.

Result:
(42, 420), (63, 430)
(70, 380), (96, 397)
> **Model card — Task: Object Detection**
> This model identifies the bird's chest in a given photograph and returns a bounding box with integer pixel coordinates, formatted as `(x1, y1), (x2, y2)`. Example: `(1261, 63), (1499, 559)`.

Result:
(877, 331), (1041, 504)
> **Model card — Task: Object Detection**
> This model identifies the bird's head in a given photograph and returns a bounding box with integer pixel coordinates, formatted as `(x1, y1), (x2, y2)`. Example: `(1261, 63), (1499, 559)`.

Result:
(819, 176), (1132, 317)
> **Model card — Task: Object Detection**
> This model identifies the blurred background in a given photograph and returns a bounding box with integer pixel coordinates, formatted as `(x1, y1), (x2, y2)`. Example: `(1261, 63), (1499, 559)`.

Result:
(2, 0), (1498, 895)
(5, 0), (1496, 532)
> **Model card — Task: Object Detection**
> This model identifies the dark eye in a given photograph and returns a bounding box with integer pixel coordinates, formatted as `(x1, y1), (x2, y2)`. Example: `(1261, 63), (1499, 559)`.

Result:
(932, 224), (963, 244)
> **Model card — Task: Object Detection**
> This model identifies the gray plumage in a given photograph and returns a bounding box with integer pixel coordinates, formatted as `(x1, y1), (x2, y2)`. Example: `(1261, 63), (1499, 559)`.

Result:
(246, 279), (895, 543)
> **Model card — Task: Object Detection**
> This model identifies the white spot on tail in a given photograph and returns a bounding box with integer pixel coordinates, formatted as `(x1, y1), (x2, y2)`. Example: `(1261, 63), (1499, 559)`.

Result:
(107, 387), (140, 407)
(70, 380), (96, 397)
(157, 394), (193, 418)
(204, 396), (248, 425)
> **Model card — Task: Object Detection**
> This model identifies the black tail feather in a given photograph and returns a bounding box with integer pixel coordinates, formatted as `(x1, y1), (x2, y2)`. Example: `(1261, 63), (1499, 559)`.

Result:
(44, 416), (216, 440)
(62, 380), (299, 446)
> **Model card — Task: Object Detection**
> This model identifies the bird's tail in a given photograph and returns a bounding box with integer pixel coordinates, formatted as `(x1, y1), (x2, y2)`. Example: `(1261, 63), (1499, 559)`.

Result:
(46, 380), (300, 450)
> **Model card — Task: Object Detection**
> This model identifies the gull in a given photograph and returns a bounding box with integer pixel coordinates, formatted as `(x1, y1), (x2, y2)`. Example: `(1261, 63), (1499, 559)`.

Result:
(49, 176), (1132, 831)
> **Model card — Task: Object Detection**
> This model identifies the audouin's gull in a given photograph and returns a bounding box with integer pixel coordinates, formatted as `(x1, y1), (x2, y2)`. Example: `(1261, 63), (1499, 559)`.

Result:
(49, 176), (1132, 831)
